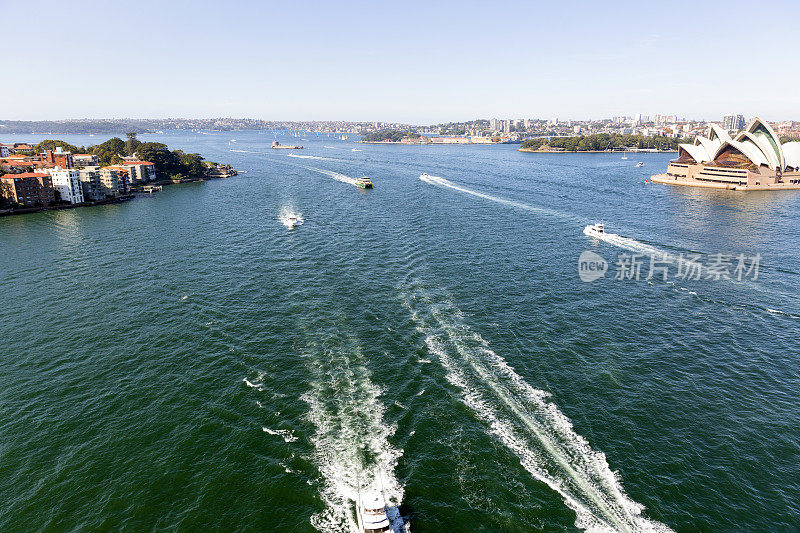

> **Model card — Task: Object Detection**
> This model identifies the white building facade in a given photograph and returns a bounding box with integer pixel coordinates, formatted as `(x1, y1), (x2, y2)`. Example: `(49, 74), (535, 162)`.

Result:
(47, 168), (85, 204)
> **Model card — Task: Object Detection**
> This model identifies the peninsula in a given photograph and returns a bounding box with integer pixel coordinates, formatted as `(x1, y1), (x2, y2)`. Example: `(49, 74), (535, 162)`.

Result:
(518, 134), (682, 153)
(0, 133), (236, 216)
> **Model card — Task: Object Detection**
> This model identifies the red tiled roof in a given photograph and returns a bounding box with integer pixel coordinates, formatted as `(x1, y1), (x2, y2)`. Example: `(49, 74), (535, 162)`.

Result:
(0, 172), (49, 179)
(2, 161), (45, 167)
(103, 165), (130, 173)
(122, 160), (154, 166)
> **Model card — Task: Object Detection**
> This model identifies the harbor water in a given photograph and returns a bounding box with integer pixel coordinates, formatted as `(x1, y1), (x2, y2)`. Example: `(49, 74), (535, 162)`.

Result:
(1, 131), (799, 530)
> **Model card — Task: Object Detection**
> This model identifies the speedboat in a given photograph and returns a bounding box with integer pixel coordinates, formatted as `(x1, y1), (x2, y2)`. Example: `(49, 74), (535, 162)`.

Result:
(286, 216), (303, 228)
(357, 492), (391, 533)
(355, 176), (373, 189)
(583, 222), (605, 237)
(636, 161), (644, 167)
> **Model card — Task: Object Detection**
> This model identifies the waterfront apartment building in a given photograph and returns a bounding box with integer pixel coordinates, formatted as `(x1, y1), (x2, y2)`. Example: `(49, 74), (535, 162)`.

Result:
(121, 161), (156, 185)
(0, 172), (55, 207)
(10, 143), (35, 154)
(41, 147), (74, 169)
(99, 166), (130, 195)
(78, 168), (105, 201)
(73, 153), (99, 167)
(0, 144), (8, 157)
(46, 168), (84, 203)
(81, 166), (128, 197)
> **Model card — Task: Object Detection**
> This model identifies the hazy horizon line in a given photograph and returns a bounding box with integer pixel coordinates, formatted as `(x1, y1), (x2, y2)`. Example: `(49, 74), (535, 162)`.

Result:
(1, 114), (780, 126)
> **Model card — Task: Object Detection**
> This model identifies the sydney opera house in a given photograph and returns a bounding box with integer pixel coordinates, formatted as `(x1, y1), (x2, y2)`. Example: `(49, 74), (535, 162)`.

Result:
(652, 117), (800, 190)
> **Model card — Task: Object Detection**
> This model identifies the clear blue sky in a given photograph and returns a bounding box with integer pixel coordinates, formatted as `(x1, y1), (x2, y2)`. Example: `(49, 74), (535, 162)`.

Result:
(3, 0), (799, 123)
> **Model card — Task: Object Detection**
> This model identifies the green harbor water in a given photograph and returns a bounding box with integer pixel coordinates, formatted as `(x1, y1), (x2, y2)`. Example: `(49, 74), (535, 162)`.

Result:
(2, 131), (799, 531)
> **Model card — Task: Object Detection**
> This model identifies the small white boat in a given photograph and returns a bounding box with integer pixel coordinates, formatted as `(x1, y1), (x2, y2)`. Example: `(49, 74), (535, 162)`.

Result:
(636, 161), (644, 167)
(287, 216), (303, 228)
(621, 156), (628, 160)
(583, 222), (605, 237)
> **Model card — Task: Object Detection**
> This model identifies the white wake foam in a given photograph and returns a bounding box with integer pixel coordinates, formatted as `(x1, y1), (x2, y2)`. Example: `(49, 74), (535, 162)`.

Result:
(305, 166), (359, 186)
(262, 426), (299, 443)
(279, 206), (304, 228)
(585, 228), (669, 258)
(400, 280), (671, 533)
(243, 372), (266, 391)
(288, 153), (337, 161)
(419, 173), (575, 221)
(303, 337), (404, 532)
(584, 227), (726, 284)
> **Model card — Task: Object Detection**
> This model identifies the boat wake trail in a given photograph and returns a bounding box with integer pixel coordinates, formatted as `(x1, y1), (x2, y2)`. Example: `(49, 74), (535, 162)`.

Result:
(584, 227), (722, 281)
(288, 153), (339, 161)
(302, 332), (404, 532)
(400, 279), (671, 533)
(419, 173), (578, 221)
(585, 228), (669, 258)
(305, 165), (359, 186)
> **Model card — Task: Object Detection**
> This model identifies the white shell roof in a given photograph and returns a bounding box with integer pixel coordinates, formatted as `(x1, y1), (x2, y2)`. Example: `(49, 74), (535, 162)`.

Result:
(782, 142), (800, 170)
(681, 116), (796, 171)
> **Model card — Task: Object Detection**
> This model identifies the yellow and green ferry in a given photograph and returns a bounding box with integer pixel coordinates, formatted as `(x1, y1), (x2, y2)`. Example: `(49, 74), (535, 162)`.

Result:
(355, 176), (373, 189)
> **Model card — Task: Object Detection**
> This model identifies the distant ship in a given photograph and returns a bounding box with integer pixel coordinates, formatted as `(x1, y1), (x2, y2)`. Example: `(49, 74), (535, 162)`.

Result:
(355, 176), (373, 189)
(636, 161), (644, 167)
(272, 141), (303, 150)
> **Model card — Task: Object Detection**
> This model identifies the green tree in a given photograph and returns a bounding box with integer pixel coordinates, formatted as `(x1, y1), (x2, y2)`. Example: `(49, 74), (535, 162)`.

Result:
(135, 142), (188, 177)
(175, 150), (205, 177)
(125, 132), (141, 156)
(35, 139), (82, 154)
(93, 137), (125, 165)
(361, 130), (420, 142)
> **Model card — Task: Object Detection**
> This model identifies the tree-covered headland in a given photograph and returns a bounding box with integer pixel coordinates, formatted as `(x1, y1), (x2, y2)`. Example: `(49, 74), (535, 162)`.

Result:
(361, 130), (421, 142)
(520, 134), (686, 152)
(34, 133), (207, 179)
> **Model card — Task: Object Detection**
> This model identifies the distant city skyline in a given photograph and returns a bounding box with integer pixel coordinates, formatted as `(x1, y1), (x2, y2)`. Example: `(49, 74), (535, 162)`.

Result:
(2, 0), (799, 123)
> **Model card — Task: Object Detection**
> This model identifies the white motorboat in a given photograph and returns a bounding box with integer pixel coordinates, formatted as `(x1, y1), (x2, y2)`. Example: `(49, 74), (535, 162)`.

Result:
(356, 491), (409, 533)
(621, 155), (628, 160)
(357, 492), (391, 533)
(636, 161), (644, 167)
(583, 222), (605, 237)
(280, 211), (304, 228)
